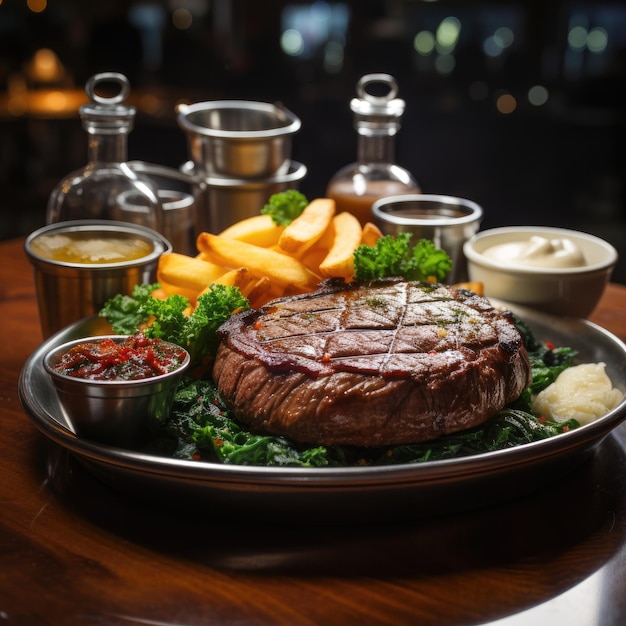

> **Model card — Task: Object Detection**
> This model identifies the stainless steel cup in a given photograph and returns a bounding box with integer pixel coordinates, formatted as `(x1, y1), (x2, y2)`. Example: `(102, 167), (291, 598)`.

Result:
(371, 194), (483, 283)
(125, 161), (198, 256)
(43, 335), (190, 447)
(177, 100), (301, 178)
(181, 160), (307, 234)
(25, 220), (172, 339)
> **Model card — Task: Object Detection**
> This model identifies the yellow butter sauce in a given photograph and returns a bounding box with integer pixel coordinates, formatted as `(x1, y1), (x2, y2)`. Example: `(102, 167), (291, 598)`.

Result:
(30, 231), (153, 264)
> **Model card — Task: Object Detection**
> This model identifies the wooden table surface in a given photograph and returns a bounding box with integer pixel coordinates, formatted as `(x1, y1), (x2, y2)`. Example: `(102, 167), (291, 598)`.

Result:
(2, 236), (625, 626)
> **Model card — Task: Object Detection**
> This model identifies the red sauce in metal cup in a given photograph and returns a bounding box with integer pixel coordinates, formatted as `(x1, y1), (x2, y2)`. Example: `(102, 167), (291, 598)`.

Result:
(50, 333), (188, 381)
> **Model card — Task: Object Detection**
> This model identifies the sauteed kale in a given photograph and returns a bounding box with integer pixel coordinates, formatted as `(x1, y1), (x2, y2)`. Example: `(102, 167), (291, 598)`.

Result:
(144, 314), (579, 467)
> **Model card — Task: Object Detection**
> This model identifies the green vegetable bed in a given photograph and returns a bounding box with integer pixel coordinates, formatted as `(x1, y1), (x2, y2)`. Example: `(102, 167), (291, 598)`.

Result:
(141, 313), (578, 467)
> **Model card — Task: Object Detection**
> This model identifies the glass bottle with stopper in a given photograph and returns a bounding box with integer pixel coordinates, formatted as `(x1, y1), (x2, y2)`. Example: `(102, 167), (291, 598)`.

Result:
(46, 72), (162, 231)
(326, 73), (420, 226)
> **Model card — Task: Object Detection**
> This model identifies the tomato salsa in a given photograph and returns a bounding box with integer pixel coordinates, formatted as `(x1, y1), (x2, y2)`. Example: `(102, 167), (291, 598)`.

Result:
(51, 334), (188, 381)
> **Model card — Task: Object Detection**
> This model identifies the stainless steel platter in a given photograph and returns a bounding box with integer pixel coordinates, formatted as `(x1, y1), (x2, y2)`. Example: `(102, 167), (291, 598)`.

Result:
(18, 304), (626, 523)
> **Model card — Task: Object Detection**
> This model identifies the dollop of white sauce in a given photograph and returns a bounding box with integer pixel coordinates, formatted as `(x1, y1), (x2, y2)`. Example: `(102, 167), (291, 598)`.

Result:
(482, 235), (586, 268)
(532, 362), (624, 425)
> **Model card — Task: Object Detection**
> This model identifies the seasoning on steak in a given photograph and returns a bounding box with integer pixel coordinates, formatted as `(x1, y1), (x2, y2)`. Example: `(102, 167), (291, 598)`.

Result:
(213, 278), (532, 447)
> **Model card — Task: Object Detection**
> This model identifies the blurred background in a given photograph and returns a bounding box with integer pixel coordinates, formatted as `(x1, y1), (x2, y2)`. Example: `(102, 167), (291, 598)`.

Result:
(1, 0), (624, 281)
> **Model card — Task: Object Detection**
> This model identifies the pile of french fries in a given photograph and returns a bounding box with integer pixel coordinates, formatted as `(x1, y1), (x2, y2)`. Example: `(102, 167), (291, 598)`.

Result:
(155, 197), (482, 309)
(156, 198), (382, 308)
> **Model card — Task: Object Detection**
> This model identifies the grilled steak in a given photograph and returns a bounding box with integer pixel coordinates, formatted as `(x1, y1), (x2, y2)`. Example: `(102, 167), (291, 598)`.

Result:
(213, 278), (532, 447)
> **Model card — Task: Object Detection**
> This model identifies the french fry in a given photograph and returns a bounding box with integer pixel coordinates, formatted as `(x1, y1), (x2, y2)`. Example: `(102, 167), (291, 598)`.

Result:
(319, 212), (362, 279)
(157, 278), (201, 303)
(246, 276), (275, 308)
(157, 252), (226, 294)
(218, 214), (284, 247)
(150, 287), (169, 300)
(300, 246), (329, 275)
(361, 221), (383, 246)
(197, 232), (321, 290)
(315, 220), (336, 250)
(278, 198), (335, 256)
(454, 281), (484, 296)
(211, 267), (256, 294)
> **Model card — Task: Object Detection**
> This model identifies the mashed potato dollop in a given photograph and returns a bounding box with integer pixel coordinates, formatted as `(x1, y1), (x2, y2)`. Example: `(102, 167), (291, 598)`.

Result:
(532, 362), (624, 425)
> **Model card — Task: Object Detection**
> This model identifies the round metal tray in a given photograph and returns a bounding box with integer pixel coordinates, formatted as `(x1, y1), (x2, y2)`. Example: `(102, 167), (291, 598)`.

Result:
(18, 305), (626, 523)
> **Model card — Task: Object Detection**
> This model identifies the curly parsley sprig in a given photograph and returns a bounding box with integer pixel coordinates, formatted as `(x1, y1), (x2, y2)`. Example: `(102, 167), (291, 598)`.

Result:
(260, 190), (308, 226)
(99, 283), (249, 365)
(353, 232), (453, 282)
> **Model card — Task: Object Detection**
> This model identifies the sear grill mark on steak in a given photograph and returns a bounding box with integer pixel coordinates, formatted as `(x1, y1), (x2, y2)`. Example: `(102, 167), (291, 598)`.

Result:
(213, 278), (533, 447)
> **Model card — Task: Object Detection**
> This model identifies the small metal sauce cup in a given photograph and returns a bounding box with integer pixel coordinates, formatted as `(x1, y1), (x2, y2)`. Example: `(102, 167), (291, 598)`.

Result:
(44, 335), (190, 448)
(126, 161), (199, 256)
(25, 220), (172, 339)
(177, 100), (301, 178)
(372, 194), (483, 283)
(181, 160), (307, 233)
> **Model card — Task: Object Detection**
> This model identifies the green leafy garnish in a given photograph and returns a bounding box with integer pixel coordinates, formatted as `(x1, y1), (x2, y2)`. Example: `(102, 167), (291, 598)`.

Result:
(353, 233), (453, 282)
(99, 282), (158, 335)
(366, 410), (578, 465)
(508, 312), (577, 413)
(260, 189), (308, 226)
(99, 283), (249, 365)
(159, 378), (329, 467)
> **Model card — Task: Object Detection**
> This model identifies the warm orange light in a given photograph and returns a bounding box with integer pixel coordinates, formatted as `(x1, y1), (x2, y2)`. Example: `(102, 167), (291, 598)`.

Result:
(32, 48), (63, 82)
(42, 91), (69, 112)
(496, 93), (517, 114)
(172, 8), (192, 30)
(138, 93), (164, 116)
(27, 0), (47, 13)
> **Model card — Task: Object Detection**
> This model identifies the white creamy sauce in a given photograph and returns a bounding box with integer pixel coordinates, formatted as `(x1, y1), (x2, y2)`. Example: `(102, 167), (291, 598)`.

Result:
(482, 235), (586, 268)
(532, 362), (624, 425)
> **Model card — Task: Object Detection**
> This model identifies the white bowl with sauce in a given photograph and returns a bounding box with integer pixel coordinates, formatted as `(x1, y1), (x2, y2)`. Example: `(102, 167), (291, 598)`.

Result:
(463, 226), (618, 317)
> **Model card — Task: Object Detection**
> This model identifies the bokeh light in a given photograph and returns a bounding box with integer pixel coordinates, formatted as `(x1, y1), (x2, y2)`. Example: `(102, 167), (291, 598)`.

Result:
(496, 92), (517, 114)
(494, 27), (514, 49)
(436, 16), (461, 53)
(528, 85), (549, 106)
(435, 54), (455, 75)
(281, 29), (305, 56)
(172, 8), (192, 30)
(324, 41), (344, 73)
(414, 31), (436, 56)
(27, 0), (46, 13)
(587, 27), (608, 53)
(568, 25), (588, 50)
